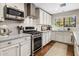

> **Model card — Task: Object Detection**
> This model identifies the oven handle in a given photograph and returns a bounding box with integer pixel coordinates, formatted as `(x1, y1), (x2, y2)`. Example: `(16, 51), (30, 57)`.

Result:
(32, 36), (42, 39)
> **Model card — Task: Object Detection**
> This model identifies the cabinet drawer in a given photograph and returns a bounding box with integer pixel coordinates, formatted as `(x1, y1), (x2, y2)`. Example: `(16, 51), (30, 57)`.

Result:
(19, 37), (30, 42)
(20, 41), (30, 46)
(0, 39), (19, 49)
(0, 37), (31, 49)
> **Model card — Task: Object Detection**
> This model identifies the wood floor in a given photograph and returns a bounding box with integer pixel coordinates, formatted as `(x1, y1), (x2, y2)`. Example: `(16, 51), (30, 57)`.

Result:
(67, 45), (74, 56)
(34, 41), (74, 56)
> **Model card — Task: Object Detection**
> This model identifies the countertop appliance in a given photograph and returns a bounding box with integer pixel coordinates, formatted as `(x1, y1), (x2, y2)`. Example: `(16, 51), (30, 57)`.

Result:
(0, 25), (12, 36)
(4, 5), (24, 21)
(37, 25), (52, 31)
(41, 25), (52, 31)
(23, 27), (42, 56)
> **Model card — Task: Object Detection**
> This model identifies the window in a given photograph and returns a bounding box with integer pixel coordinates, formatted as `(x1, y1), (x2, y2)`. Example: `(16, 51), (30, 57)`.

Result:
(55, 16), (76, 27)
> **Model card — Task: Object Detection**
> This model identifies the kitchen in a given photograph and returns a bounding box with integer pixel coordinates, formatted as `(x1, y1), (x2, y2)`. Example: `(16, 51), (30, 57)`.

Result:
(0, 3), (79, 56)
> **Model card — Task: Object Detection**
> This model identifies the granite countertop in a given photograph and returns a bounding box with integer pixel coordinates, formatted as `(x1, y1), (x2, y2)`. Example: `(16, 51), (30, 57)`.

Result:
(0, 33), (31, 43)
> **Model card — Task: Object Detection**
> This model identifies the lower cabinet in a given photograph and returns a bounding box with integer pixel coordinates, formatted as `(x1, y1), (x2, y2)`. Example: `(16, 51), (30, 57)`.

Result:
(51, 31), (55, 41)
(0, 44), (19, 56)
(42, 32), (47, 46)
(52, 31), (72, 44)
(20, 37), (31, 56)
(55, 32), (63, 42)
(0, 36), (31, 56)
(20, 42), (30, 56)
(63, 32), (72, 44)
(42, 31), (52, 47)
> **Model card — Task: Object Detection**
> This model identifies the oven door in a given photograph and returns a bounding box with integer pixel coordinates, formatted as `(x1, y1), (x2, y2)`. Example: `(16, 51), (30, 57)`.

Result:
(34, 37), (42, 52)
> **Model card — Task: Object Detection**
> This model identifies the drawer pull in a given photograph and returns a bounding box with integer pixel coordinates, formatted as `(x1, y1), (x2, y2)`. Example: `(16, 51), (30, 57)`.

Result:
(8, 42), (11, 44)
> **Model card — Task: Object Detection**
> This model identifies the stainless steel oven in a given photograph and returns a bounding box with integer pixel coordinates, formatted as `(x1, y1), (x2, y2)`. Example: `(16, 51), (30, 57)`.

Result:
(31, 33), (42, 55)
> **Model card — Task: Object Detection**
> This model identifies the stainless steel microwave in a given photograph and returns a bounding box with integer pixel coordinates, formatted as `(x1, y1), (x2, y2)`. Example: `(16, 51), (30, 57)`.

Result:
(4, 5), (24, 21)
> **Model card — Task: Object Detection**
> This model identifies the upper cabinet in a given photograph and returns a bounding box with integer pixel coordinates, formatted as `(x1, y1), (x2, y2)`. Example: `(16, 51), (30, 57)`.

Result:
(24, 3), (36, 18)
(36, 8), (52, 25)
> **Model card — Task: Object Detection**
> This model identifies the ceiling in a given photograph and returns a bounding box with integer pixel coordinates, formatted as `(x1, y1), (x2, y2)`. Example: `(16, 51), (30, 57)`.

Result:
(34, 3), (79, 14)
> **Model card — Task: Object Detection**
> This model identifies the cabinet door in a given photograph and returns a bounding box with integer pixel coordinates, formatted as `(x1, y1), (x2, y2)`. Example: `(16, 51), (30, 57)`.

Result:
(20, 42), (30, 56)
(39, 9), (44, 24)
(55, 32), (63, 42)
(43, 11), (46, 24)
(45, 32), (48, 44)
(49, 15), (51, 25)
(20, 38), (31, 56)
(52, 32), (56, 41)
(47, 14), (50, 25)
(48, 31), (52, 42)
(0, 44), (19, 56)
(42, 33), (46, 46)
(63, 32), (71, 44)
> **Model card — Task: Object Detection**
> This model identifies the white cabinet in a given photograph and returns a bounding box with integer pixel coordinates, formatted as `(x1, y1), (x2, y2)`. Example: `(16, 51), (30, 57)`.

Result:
(43, 12), (47, 25)
(55, 32), (64, 42)
(63, 32), (71, 44)
(48, 31), (52, 42)
(0, 44), (19, 56)
(20, 41), (31, 56)
(52, 31), (55, 41)
(20, 37), (31, 56)
(52, 31), (72, 44)
(42, 31), (52, 47)
(46, 13), (51, 25)
(45, 32), (49, 44)
(42, 32), (47, 46)
(0, 36), (31, 56)
(39, 9), (44, 24)
(49, 15), (51, 25)
(46, 14), (49, 25)
(39, 9), (51, 25)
